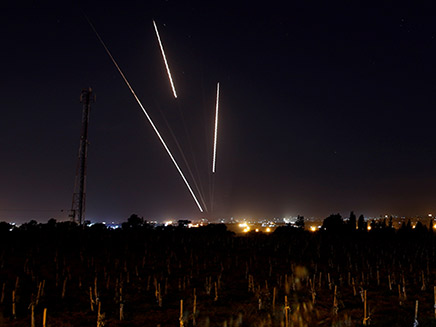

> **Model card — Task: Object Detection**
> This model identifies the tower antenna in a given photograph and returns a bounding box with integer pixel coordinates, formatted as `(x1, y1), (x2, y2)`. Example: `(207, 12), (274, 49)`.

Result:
(70, 87), (94, 225)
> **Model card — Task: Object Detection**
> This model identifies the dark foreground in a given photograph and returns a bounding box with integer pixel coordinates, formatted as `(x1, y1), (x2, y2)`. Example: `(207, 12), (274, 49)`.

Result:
(1, 222), (436, 326)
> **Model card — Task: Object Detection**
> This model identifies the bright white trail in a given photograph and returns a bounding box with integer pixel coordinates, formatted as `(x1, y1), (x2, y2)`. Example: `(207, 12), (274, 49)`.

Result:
(153, 20), (178, 99)
(87, 18), (203, 212)
(212, 82), (220, 173)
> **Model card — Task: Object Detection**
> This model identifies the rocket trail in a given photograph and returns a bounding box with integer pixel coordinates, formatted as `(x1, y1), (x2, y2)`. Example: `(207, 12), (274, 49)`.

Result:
(86, 17), (203, 212)
(159, 108), (209, 212)
(212, 82), (220, 173)
(153, 20), (178, 99)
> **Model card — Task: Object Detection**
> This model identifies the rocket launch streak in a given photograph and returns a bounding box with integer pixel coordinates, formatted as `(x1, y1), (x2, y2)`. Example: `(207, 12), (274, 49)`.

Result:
(86, 17), (203, 212)
(212, 82), (220, 173)
(153, 20), (178, 99)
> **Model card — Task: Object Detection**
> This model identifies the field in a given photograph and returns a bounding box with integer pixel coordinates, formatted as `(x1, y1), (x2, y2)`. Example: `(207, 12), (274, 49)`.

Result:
(1, 221), (436, 326)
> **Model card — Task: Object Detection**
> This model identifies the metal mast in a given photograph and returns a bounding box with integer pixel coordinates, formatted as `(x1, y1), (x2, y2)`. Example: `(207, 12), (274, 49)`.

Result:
(70, 87), (94, 225)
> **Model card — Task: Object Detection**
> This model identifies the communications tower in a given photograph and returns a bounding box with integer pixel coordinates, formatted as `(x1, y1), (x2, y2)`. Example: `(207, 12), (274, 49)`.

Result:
(70, 87), (95, 225)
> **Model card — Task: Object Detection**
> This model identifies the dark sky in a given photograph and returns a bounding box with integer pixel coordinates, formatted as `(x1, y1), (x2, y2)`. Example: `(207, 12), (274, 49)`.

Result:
(2, 1), (436, 223)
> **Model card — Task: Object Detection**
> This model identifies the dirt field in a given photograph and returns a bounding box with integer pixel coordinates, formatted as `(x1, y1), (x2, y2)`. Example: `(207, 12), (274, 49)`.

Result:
(1, 222), (436, 326)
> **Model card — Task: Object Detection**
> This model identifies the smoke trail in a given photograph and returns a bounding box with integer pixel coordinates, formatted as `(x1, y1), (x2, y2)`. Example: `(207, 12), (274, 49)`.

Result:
(85, 16), (203, 212)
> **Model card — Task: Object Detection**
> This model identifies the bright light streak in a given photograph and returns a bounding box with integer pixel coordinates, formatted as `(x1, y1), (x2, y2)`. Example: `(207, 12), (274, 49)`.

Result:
(212, 82), (220, 173)
(87, 17), (203, 212)
(239, 222), (248, 228)
(153, 20), (178, 99)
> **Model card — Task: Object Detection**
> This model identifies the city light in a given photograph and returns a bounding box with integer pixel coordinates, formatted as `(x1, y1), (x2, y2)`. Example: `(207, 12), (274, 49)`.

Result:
(310, 226), (317, 232)
(367, 225), (372, 231)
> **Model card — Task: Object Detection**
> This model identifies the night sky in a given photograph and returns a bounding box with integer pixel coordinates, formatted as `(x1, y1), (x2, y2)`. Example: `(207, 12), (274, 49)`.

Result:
(2, 1), (436, 223)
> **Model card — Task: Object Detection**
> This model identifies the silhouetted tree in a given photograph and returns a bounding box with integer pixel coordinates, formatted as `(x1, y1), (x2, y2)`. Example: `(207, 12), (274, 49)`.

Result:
(90, 223), (107, 231)
(295, 215), (305, 229)
(19, 220), (39, 231)
(122, 214), (144, 229)
(400, 219), (413, 232)
(56, 221), (77, 231)
(0, 221), (12, 234)
(415, 221), (427, 233)
(348, 211), (356, 231)
(357, 215), (366, 231)
(46, 218), (57, 229)
(322, 214), (343, 232)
